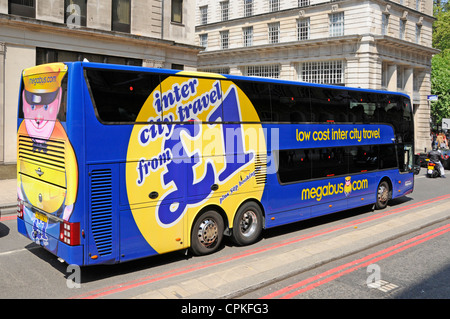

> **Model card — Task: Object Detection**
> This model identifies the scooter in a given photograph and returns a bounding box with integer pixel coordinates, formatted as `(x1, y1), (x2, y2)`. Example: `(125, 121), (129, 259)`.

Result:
(425, 158), (441, 178)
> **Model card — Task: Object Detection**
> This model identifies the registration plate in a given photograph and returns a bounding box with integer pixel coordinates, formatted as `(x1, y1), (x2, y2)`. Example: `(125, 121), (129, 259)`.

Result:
(35, 212), (48, 223)
(427, 165), (434, 170)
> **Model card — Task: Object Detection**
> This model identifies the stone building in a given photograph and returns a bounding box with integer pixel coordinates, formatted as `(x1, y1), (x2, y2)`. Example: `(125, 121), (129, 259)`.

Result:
(195, 0), (439, 152)
(0, 0), (200, 165)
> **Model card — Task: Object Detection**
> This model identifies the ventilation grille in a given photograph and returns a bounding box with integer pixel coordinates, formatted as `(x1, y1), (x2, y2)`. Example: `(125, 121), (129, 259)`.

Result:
(255, 154), (267, 185)
(90, 169), (113, 256)
(18, 135), (65, 169)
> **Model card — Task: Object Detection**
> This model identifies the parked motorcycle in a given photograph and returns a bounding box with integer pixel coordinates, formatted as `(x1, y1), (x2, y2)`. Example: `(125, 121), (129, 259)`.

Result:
(413, 154), (421, 175)
(426, 158), (441, 178)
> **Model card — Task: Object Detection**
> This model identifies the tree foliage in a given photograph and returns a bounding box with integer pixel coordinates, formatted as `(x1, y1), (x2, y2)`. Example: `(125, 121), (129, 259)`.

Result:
(433, 1), (450, 50)
(431, 49), (450, 124)
(431, 1), (450, 126)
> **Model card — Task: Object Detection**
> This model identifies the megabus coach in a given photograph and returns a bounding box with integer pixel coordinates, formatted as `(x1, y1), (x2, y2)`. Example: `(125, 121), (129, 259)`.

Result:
(17, 62), (414, 265)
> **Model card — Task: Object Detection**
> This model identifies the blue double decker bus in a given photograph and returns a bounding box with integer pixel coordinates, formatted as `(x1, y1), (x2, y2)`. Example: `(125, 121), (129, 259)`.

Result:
(17, 62), (414, 265)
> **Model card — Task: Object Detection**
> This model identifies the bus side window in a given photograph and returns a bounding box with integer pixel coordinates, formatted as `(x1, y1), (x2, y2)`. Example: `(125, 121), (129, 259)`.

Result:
(278, 149), (312, 183)
(233, 80), (272, 122)
(310, 88), (350, 123)
(311, 147), (349, 179)
(401, 97), (414, 144)
(379, 144), (397, 169)
(348, 145), (378, 173)
(397, 144), (413, 172)
(270, 84), (311, 123)
(349, 92), (376, 123)
(86, 69), (162, 123)
(379, 95), (413, 144)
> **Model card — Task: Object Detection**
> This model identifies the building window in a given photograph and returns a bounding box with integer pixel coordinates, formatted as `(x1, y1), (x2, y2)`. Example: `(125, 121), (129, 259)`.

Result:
(112, 0), (130, 33)
(297, 18), (310, 40)
(381, 62), (388, 89)
(298, 0), (309, 7)
(199, 67), (230, 74)
(220, 30), (229, 49)
(245, 64), (280, 78)
(244, 0), (253, 17)
(172, 64), (184, 70)
(270, 0), (280, 12)
(300, 60), (344, 85)
(171, 0), (183, 23)
(329, 12), (344, 37)
(399, 19), (406, 40)
(415, 24), (422, 43)
(200, 6), (208, 25)
(220, 1), (229, 21)
(397, 65), (404, 91)
(36, 47), (142, 66)
(413, 70), (420, 92)
(382, 13), (389, 36)
(243, 26), (253, 47)
(199, 34), (208, 50)
(64, 0), (87, 27)
(8, 0), (35, 18)
(416, 0), (421, 11)
(268, 22), (280, 44)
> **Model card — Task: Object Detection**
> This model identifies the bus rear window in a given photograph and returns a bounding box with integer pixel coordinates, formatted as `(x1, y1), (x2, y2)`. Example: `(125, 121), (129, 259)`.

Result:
(85, 69), (163, 123)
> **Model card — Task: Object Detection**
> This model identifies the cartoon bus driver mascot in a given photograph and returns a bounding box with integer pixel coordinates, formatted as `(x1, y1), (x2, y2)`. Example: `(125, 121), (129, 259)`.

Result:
(17, 63), (78, 238)
(344, 176), (352, 197)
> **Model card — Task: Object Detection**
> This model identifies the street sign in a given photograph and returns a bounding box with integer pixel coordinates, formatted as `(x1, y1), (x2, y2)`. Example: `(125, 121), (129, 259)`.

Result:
(443, 118), (450, 130)
(427, 95), (438, 101)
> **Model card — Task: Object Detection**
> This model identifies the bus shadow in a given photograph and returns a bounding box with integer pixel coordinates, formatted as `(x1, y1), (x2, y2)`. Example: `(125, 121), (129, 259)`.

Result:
(24, 241), (193, 285)
(0, 222), (10, 238)
(260, 195), (413, 241)
(24, 195), (414, 286)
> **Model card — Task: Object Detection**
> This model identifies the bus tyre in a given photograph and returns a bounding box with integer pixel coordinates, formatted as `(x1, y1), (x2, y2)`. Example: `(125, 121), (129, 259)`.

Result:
(375, 181), (391, 210)
(190, 210), (224, 256)
(232, 202), (263, 246)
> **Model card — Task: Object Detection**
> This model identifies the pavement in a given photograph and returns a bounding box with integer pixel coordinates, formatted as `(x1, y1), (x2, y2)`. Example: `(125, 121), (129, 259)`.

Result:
(0, 178), (17, 216)
(0, 163), (16, 216)
(130, 197), (450, 299)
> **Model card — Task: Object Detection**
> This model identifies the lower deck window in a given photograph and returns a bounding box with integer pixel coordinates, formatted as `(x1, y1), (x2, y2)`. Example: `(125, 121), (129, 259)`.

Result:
(278, 144), (398, 184)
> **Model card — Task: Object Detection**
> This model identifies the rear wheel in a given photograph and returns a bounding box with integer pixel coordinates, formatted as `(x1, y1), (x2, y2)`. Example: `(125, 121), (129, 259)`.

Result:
(190, 210), (224, 256)
(375, 181), (391, 210)
(232, 202), (263, 246)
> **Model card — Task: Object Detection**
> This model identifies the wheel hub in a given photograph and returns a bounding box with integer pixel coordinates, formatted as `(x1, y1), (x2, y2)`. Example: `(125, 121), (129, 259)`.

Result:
(240, 210), (258, 237)
(378, 185), (388, 202)
(198, 218), (218, 247)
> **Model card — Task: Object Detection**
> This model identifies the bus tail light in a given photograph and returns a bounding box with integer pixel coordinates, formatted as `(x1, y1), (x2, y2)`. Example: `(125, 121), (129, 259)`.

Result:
(60, 221), (80, 246)
(17, 199), (24, 219)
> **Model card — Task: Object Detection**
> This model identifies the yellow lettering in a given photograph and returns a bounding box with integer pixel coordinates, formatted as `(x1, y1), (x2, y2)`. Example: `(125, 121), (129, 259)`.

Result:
(296, 129), (311, 142)
(301, 179), (368, 202)
(312, 129), (330, 141)
(301, 188), (310, 200)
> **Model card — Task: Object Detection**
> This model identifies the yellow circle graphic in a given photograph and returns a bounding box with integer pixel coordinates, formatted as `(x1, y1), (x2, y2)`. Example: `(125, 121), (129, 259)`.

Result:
(126, 74), (266, 254)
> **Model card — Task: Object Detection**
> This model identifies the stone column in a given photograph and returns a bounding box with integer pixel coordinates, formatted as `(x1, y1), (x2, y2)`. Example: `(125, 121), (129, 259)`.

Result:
(0, 42), (5, 163)
(386, 63), (397, 92)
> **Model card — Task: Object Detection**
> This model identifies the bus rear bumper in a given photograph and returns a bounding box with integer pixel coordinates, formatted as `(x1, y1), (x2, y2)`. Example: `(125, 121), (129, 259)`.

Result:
(17, 217), (84, 266)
